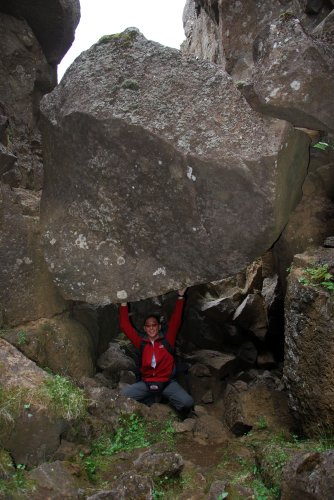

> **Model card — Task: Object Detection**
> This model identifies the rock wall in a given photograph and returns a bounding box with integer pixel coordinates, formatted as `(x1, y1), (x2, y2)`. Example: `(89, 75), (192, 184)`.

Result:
(284, 247), (334, 436)
(0, 0), (80, 66)
(0, 1), (80, 327)
(183, 1), (334, 131)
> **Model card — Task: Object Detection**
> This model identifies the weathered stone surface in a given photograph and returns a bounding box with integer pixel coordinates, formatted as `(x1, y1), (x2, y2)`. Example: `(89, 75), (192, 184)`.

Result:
(182, 0), (224, 65)
(0, 185), (67, 326)
(193, 413), (230, 443)
(97, 342), (135, 372)
(0, 0), (80, 65)
(0, 144), (16, 177)
(223, 382), (294, 436)
(88, 473), (153, 500)
(134, 449), (184, 478)
(237, 341), (257, 367)
(187, 363), (217, 404)
(262, 274), (280, 311)
(183, 1), (331, 79)
(0, 339), (66, 466)
(233, 293), (268, 340)
(28, 461), (79, 499)
(0, 13), (55, 190)
(249, 15), (334, 132)
(313, 8), (334, 40)
(208, 481), (229, 500)
(283, 247), (334, 436)
(273, 146), (334, 291)
(257, 351), (276, 369)
(184, 2), (334, 132)
(40, 29), (309, 304)
(84, 387), (151, 427)
(324, 235), (334, 247)
(281, 450), (334, 500)
(3, 314), (95, 377)
(186, 350), (236, 377)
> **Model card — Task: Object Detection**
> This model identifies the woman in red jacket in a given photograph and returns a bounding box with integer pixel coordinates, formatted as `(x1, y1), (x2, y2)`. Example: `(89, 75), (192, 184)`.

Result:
(119, 289), (194, 413)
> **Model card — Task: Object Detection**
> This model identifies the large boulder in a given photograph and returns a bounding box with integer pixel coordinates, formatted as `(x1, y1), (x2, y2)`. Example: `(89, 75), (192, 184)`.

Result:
(28, 461), (80, 499)
(223, 381), (294, 436)
(133, 449), (184, 478)
(3, 313), (95, 378)
(40, 29), (309, 304)
(0, 339), (67, 466)
(248, 14), (334, 132)
(182, 0), (332, 79)
(284, 247), (334, 436)
(281, 450), (334, 500)
(0, 0), (80, 65)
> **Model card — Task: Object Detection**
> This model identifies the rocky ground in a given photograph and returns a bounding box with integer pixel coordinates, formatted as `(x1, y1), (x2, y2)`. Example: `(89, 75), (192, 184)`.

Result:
(1, 334), (334, 499)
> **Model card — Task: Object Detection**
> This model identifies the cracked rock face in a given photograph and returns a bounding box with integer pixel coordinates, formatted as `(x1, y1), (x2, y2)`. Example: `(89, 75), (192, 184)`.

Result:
(183, 2), (334, 131)
(284, 247), (334, 436)
(40, 29), (309, 304)
(249, 15), (334, 132)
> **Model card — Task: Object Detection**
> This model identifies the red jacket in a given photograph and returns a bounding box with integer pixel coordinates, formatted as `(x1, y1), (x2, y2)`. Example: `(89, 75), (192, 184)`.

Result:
(119, 299), (185, 382)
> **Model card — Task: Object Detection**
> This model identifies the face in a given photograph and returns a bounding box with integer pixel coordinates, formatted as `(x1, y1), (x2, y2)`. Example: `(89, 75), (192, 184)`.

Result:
(144, 317), (161, 340)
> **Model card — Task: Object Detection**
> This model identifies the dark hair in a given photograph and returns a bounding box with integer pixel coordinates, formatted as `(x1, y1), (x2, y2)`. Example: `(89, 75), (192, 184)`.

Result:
(144, 314), (160, 325)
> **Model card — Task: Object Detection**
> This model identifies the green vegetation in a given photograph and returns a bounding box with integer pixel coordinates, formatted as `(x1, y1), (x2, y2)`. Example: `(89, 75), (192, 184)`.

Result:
(79, 413), (176, 485)
(251, 478), (280, 500)
(92, 413), (176, 456)
(17, 330), (26, 345)
(298, 263), (334, 292)
(97, 30), (138, 47)
(0, 373), (87, 433)
(279, 11), (295, 20)
(152, 475), (182, 499)
(0, 460), (35, 498)
(41, 374), (87, 420)
(93, 413), (150, 456)
(313, 141), (334, 151)
(255, 416), (268, 430)
(217, 493), (229, 500)
(121, 79), (139, 91)
(5, 124), (15, 147)
(0, 386), (26, 429)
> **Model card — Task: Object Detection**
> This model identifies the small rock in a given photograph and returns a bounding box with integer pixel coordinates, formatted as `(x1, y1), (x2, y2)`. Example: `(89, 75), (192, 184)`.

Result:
(324, 236), (334, 247)
(134, 449), (184, 478)
(173, 419), (196, 433)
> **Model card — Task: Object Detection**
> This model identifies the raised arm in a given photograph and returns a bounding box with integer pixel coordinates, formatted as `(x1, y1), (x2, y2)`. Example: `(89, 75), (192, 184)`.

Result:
(119, 303), (141, 349)
(165, 289), (186, 347)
